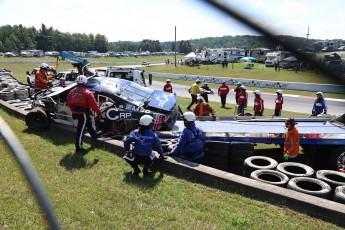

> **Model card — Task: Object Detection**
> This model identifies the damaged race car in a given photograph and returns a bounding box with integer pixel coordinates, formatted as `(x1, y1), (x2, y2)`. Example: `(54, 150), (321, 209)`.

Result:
(25, 76), (180, 136)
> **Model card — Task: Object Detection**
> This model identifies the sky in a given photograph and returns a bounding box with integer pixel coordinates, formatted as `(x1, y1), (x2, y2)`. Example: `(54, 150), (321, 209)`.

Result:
(0, 0), (344, 42)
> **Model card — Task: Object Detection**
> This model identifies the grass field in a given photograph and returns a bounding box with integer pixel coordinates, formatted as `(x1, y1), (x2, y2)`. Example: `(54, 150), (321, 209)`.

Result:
(0, 109), (342, 229)
(0, 57), (343, 228)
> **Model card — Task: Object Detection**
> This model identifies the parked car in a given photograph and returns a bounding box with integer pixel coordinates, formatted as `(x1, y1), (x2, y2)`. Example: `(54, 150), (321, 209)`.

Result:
(321, 47), (335, 52)
(4, 52), (18, 57)
(337, 46), (345, 51)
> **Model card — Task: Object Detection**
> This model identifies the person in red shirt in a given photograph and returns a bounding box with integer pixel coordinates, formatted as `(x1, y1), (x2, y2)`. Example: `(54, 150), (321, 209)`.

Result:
(192, 96), (216, 119)
(68, 75), (102, 153)
(218, 81), (229, 108)
(163, 79), (173, 93)
(237, 85), (248, 116)
(283, 118), (300, 162)
(274, 90), (284, 116)
(233, 82), (242, 105)
(253, 90), (264, 116)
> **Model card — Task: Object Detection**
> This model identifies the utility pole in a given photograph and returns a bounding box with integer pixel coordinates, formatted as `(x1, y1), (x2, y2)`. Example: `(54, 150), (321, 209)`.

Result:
(174, 26), (177, 67)
(306, 26), (310, 49)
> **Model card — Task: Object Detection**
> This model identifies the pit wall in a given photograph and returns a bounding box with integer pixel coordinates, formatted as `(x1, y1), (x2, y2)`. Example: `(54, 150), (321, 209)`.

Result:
(146, 72), (345, 94)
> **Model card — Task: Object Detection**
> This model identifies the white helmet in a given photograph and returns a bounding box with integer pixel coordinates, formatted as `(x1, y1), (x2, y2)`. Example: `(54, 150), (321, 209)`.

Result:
(76, 75), (88, 85)
(139, 115), (154, 126)
(254, 90), (261, 95)
(237, 82), (242, 85)
(316, 91), (323, 96)
(197, 96), (205, 103)
(240, 85), (246, 90)
(40, 63), (49, 69)
(166, 79), (171, 83)
(276, 90), (283, 94)
(183, 111), (196, 122)
(195, 79), (201, 83)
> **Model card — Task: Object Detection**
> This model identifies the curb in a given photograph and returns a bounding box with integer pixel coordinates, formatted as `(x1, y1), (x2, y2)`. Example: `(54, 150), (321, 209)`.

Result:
(1, 99), (345, 227)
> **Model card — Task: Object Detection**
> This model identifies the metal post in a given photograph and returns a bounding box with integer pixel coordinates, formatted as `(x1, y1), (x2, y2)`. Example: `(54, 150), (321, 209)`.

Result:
(175, 26), (177, 67)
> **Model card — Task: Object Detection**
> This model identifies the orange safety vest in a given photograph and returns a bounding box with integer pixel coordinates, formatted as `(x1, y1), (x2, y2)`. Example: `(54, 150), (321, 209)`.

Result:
(192, 103), (215, 117)
(34, 69), (49, 89)
(284, 127), (300, 156)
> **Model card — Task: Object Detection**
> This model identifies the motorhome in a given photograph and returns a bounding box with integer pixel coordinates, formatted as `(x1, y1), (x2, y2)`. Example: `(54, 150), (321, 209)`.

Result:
(265, 51), (292, 67)
(249, 48), (272, 62)
(203, 48), (245, 63)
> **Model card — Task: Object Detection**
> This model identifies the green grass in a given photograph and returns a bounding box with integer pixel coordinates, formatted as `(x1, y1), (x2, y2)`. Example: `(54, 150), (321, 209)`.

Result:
(0, 109), (341, 229)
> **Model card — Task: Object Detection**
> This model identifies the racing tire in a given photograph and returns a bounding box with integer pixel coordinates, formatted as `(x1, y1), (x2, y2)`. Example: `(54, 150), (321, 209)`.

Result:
(243, 156), (278, 178)
(0, 89), (15, 101)
(328, 147), (345, 171)
(276, 162), (315, 179)
(316, 170), (345, 190)
(333, 186), (345, 204)
(204, 150), (229, 171)
(160, 140), (172, 152)
(230, 142), (255, 151)
(205, 141), (231, 150)
(287, 177), (332, 199)
(250, 169), (289, 188)
(230, 150), (255, 159)
(25, 107), (51, 131)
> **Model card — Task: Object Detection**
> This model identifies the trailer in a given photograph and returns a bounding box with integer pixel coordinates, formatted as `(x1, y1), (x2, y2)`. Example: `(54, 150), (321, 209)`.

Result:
(157, 115), (345, 172)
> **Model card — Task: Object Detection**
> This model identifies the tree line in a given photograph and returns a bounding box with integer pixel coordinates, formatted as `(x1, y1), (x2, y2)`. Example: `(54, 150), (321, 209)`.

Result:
(1, 24), (344, 54)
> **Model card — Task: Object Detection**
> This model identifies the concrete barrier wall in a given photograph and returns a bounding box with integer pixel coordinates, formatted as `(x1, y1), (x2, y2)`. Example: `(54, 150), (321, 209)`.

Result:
(148, 72), (345, 94)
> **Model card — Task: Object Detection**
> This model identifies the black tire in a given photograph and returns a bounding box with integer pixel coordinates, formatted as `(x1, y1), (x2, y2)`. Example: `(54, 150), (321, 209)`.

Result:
(205, 149), (228, 158)
(231, 142), (254, 151)
(316, 170), (345, 190)
(25, 107), (51, 130)
(205, 155), (229, 165)
(328, 147), (345, 171)
(243, 156), (278, 177)
(277, 162), (315, 179)
(333, 186), (345, 204)
(228, 164), (245, 175)
(287, 177), (332, 199)
(250, 169), (289, 188)
(160, 140), (172, 152)
(229, 150), (254, 159)
(205, 140), (231, 150)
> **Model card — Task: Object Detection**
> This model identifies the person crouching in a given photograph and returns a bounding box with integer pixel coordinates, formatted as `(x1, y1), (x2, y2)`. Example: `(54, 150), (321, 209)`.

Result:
(123, 115), (164, 176)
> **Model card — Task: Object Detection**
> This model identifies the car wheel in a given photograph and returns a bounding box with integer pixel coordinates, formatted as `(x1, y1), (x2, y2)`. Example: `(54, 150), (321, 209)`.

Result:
(25, 107), (51, 130)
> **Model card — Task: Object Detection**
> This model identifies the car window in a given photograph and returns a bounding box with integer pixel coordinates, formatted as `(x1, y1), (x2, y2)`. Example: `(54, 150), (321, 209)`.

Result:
(55, 73), (63, 80)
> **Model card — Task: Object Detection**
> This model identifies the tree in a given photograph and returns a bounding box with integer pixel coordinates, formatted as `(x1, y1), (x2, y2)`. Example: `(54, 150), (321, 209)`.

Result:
(178, 40), (192, 54)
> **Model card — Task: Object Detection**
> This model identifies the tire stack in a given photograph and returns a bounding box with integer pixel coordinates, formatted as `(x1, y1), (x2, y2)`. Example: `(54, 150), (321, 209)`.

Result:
(204, 141), (231, 172)
(228, 142), (254, 175)
(316, 170), (345, 203)
(14, 86), (30, 100)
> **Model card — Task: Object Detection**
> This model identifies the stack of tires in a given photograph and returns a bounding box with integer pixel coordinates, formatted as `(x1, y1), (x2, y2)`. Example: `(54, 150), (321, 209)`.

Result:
(245, 158), (345, 202)
(204, 141), (231, 172)
(228, 142), (255, 175)
(14, 86), (30, 100)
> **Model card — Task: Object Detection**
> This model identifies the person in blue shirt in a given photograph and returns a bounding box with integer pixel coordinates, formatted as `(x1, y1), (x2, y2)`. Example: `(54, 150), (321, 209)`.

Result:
(123, 115), (164, 176)
(169, 111), (206, 164)
(312, 92), (328, 116)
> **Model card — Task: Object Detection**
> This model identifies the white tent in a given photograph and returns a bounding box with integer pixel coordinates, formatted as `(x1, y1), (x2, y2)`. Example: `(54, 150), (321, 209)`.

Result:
(184, 52), (196, 58)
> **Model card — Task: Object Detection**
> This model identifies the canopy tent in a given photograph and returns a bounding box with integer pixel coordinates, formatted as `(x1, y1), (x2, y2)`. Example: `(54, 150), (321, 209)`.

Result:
(240, 57), (257, 62)
(184, 52), (196, 58)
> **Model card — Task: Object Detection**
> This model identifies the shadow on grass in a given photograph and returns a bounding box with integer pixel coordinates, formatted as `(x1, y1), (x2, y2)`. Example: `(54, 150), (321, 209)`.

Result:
(23, 127), (74, 146)
(59, 148), (99, 170)
(122, 169), (164, 189)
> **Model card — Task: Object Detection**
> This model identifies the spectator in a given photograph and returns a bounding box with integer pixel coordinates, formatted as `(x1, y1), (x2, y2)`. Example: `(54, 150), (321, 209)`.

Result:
(218, 80), (230, 108)
(55, 78), (67, 87)
(233, 82), (242, 105)
(186, 79), (203, 111)
(140, 70), (146, 86)
(253, 90), (264, 116)
(67, 75), (102, 153)
(312, 92), (327, 116)
(169, 112), (206, 163)
(283, 118), (301, 162)
(274, 90), (284, 116)
(123, 115), (164, 176)
(192, 96), (216, 119)
(237, 85), (248, 116)
(200, 82), (213, 102)
(163, 79), (173, 93)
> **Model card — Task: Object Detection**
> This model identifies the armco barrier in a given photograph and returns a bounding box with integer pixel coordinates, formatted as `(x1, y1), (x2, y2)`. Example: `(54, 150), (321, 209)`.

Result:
(147, 72), (345, 94)
(1, 99), (345, 228)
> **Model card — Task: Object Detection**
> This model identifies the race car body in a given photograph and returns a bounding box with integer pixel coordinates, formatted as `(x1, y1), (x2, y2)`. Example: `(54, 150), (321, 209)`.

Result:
(25, 76), (179, 135)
